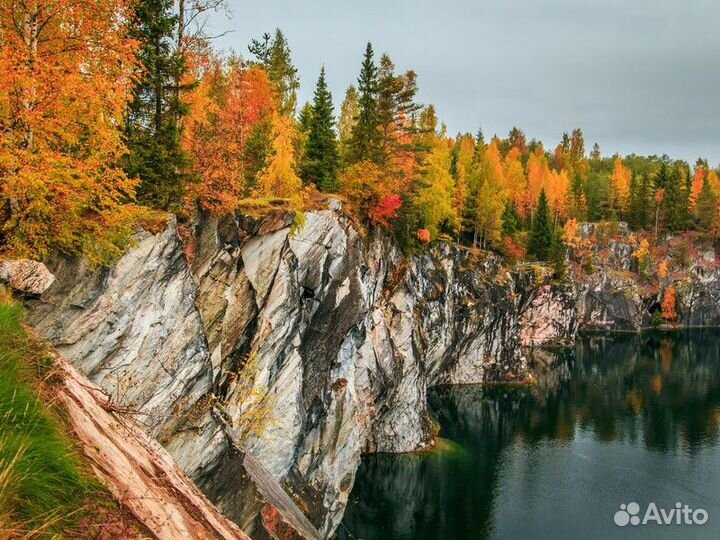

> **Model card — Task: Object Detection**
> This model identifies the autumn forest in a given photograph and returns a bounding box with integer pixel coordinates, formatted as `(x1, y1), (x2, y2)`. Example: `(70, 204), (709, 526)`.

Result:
(1, 0), (718, 268)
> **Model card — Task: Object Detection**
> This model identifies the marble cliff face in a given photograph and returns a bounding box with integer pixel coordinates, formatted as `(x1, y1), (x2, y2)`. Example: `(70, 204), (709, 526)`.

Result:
(16, 203), (719, 539)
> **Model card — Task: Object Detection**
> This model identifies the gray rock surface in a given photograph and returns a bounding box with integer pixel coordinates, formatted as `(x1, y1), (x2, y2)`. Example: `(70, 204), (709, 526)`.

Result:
(22, 211), (720, 539)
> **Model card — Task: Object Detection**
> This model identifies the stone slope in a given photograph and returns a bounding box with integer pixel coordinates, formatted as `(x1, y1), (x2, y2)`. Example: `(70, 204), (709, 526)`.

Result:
(17, 206), (720, 539)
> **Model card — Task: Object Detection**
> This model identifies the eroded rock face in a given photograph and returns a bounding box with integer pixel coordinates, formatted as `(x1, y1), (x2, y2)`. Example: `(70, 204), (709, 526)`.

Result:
(28, 211), (720, 539)
(27, 217), (212, 439)
(0, 259), (55, 295)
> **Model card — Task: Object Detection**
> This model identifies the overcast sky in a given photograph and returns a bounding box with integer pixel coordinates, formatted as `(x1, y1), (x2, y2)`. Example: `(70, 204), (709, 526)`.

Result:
(208, 0), (720, 164)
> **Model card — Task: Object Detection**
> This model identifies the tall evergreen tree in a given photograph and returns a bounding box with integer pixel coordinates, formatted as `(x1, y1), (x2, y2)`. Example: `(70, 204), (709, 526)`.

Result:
(501, 200), (520, 237)
(628, 171), (652, 230)
(249, 29), (299, 116)
(348, 42), (381, 164)
(123, 0), (189, 210)
(528, 188), (553, 260)
(301, 67), (340, 192)
(298, 102), (314, 134)
(663, 164), (687, 231)
(375, 54), (422, 168)
(696, 175), (718, 231)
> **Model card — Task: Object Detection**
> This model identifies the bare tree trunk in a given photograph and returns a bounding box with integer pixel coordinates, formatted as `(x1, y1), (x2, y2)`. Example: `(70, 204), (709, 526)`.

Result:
(177, 0), (185, 50)
(22, 6), (39, 150)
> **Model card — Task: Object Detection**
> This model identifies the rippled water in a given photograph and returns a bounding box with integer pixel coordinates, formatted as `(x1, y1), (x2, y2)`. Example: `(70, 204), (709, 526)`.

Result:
(339, 330), (720, 540)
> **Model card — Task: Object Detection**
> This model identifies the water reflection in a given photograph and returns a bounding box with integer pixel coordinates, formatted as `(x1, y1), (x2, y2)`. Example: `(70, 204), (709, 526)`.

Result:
(340, 329), (720, 540)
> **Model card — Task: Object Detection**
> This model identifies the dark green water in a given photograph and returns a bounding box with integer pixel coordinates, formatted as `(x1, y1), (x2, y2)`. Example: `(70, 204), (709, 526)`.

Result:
(339, 330), (720, 540)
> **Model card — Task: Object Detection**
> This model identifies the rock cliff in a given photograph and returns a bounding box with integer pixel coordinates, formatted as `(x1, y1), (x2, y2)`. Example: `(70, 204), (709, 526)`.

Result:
(14, 206), (720, 539)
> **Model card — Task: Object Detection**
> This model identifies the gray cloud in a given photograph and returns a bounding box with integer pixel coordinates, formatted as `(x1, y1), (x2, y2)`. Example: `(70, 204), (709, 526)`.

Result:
(209, 0), (720, 164)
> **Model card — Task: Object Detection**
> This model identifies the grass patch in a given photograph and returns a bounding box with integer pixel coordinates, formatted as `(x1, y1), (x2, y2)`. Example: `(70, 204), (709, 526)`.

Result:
(0, 296), (97, 538)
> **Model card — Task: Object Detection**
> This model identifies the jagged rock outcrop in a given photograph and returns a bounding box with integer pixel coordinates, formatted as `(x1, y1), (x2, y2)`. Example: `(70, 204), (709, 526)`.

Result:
(0, 259), (55, 295)
(21, 208), (720, 539)
(571, 222), (720, 331)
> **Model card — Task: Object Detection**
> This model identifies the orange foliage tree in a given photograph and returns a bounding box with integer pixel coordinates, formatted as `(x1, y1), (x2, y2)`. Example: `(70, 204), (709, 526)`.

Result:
(339, 161), (404, 227)
(525, 147), (550, 217)
(0, 0), (138, 263)
(661, 285), (678, 321)
(417, 228), (431, 244)
(610, 157), (631, 213)
(256, 112), (303, 208)
(184, 63), (276, 214)
(689, 166), (706, 211)
(502, 147), (526, 212)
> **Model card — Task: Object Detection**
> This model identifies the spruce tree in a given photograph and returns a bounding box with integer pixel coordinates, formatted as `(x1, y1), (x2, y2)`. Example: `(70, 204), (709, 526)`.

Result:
(629, 172), (651, 230)
(123, 0), (188, 210)
(529, 188), (553, 260)
(375, 54), (422, 167)
(348, 42), (381, 164)
(249, 29), (299, 116)
(550, 230), (568, 279)
(696, 176), (718, 231)
(267, 30), (299, 116)
(298, 102), (314, 136)
(501, 200), (520, 237)
(663, 165), (686, 231)
(301, 67), (340, 192)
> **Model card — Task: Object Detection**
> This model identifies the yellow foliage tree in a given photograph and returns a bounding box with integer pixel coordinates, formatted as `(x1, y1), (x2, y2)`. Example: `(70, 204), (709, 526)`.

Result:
(611, 158), (631, 213)
(453, 135), (476, 216)
(503, 147), (527, 211)
(0, 0), (139, 264)
(525, 147), (551, 217)
(661, 285), (677, 321)
(414, 138), (458, 238)
(256, 113), (303, 210)
(465, 144), (505, 248)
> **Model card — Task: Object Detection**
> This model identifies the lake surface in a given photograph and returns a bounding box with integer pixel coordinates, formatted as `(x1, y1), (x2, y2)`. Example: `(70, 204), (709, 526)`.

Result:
(339, 330), (720, 540)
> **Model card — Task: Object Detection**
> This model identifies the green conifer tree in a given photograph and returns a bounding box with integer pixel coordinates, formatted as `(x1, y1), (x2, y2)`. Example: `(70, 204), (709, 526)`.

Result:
(301, 67), (340, 192)
(123, 0), (189, 210)
(528, 188), (553, 260)
(501, 200), (520, 237)
(249, 29), (299, 116)
(696, 175), (718, 231)
(348, 43), (381, 164)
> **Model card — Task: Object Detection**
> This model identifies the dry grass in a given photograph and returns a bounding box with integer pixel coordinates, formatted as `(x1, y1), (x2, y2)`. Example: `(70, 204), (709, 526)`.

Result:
(0, 294), (147, 539)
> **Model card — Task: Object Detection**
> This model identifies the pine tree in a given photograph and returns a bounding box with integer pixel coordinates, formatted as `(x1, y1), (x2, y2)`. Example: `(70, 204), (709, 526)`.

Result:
(629, 171), (652, 230)
(267, 29), (299, 116)
(242, 121), (273, 195)
(296, 101), (314, 166)
(375, 54), (423, 172)
(550, 229), (568, 279)
(529, 188), (553, 260)
(298, 102), (314, 135)
(301, 67), (340, 192)
(663, 164), (687, 232)
(249, 29), (299, 116)
(348, 43), (381, 164)
(501, 200), (520, 237)
(696, 175), (718, 231)
(123, 0), (189, 210)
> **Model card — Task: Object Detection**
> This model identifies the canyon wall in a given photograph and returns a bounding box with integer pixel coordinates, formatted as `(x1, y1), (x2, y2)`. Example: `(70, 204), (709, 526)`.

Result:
(13, 204), (720, 539)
